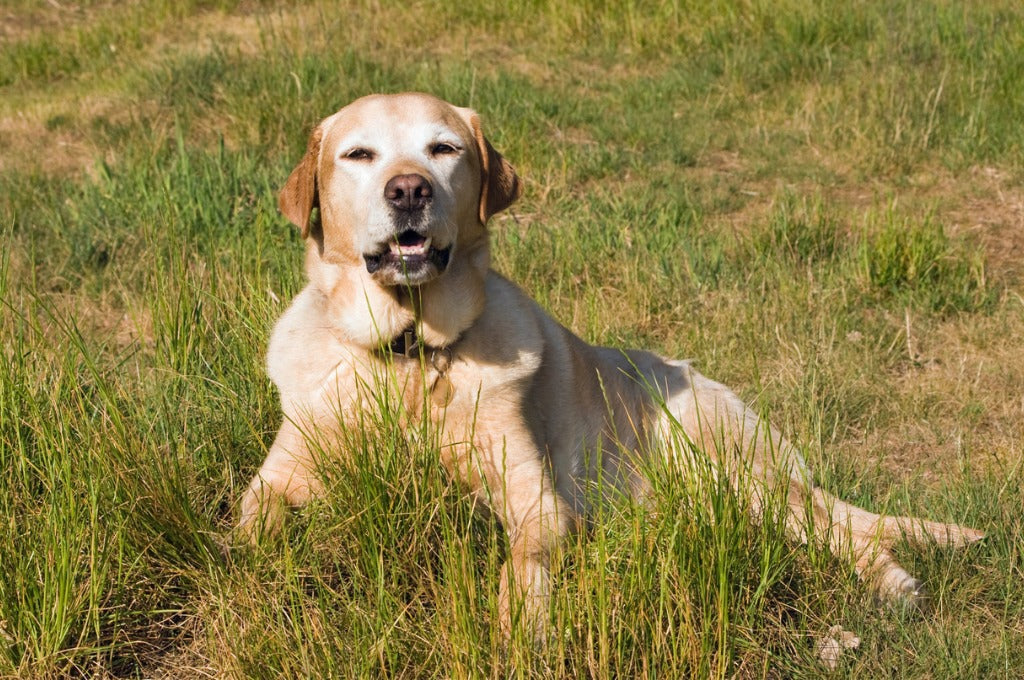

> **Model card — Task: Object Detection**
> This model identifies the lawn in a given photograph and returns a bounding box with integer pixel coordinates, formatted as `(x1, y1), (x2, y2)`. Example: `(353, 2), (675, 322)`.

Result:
(1, 1), (1022, 677)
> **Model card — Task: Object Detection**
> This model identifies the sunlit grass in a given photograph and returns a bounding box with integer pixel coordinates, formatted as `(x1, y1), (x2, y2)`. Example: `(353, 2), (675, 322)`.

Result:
(1, 0), (1022, 676)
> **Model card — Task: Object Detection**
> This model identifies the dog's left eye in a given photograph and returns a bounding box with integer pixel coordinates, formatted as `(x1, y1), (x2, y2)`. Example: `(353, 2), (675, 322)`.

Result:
(431, 142), (459, 156)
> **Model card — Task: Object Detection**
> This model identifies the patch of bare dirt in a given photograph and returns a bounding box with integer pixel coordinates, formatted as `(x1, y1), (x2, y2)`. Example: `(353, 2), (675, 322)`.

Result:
(851, 310), (1024, 484)
(140, 639), (217, 680)
(692, 146), (1024, 285)
(942, 166), (1024, 279)
(72, 291), (154, 351)
(0, 96), (120, 177)
(0, 7), (271, 178)
(0, 0), (90, 42)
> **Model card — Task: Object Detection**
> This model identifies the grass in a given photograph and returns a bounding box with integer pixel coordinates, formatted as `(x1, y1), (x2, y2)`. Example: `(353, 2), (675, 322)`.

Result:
(2, 0), (1023, 676)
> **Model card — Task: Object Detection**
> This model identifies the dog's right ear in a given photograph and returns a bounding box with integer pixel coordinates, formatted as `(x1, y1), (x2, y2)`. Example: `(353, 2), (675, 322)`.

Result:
(279, 124), (324, 238)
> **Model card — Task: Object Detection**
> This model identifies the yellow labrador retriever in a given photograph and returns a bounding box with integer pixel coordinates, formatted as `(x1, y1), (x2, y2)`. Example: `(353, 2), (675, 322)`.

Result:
(239, 92), (983, 636)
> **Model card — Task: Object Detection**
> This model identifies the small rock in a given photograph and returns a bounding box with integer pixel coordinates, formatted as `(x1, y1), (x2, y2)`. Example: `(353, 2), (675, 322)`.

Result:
(815, 624), (861, 670)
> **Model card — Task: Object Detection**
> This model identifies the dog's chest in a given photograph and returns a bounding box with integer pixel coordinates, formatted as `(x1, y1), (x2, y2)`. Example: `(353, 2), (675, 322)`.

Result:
(379, 353), (455, 418)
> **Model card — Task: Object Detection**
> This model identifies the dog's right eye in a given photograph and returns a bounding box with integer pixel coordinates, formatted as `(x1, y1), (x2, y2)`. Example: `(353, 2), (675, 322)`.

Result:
(343, 148), (374, 161)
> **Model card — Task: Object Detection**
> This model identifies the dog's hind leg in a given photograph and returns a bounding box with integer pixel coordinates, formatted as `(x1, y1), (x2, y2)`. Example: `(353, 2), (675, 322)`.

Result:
(804, 489), (984, 607)
(661, 365), (983, 609)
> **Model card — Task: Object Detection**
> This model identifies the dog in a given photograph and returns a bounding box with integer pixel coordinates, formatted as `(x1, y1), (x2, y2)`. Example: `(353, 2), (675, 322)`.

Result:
(238, 92), (984, 637)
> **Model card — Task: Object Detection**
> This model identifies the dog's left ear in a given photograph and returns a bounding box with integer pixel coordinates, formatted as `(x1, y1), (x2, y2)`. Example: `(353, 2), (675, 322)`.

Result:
(458, 108), (522, 224)
(279, 124), (324, 238)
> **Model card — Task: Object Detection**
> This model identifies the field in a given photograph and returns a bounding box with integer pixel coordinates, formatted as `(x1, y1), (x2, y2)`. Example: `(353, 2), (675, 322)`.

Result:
(2, 1), (1023, 677)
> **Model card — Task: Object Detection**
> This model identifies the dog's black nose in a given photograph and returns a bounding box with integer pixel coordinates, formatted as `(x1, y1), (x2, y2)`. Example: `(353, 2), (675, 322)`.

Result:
(384, 174), (432, 212)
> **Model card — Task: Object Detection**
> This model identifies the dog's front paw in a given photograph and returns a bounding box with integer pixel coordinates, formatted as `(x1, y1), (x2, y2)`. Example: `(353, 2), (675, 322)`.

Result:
(234, 483), (288, 545)
(498, 558), (553, 645)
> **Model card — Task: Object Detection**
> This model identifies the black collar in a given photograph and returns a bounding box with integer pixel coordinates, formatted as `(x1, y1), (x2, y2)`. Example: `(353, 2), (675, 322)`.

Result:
(380, 325), (457, 392)
(382, 324), (458, 368)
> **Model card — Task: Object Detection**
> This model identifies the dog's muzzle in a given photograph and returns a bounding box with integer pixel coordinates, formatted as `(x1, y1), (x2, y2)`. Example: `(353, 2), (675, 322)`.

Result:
(363, 173), (452, 284)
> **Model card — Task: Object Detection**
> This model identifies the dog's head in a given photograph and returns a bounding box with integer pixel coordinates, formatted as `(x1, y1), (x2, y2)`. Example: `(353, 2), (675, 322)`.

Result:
(279, 93), (520, 287)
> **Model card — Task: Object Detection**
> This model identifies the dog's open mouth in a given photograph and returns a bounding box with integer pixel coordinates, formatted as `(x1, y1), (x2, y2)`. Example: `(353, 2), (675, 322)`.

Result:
(364, 230), (452, 281)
